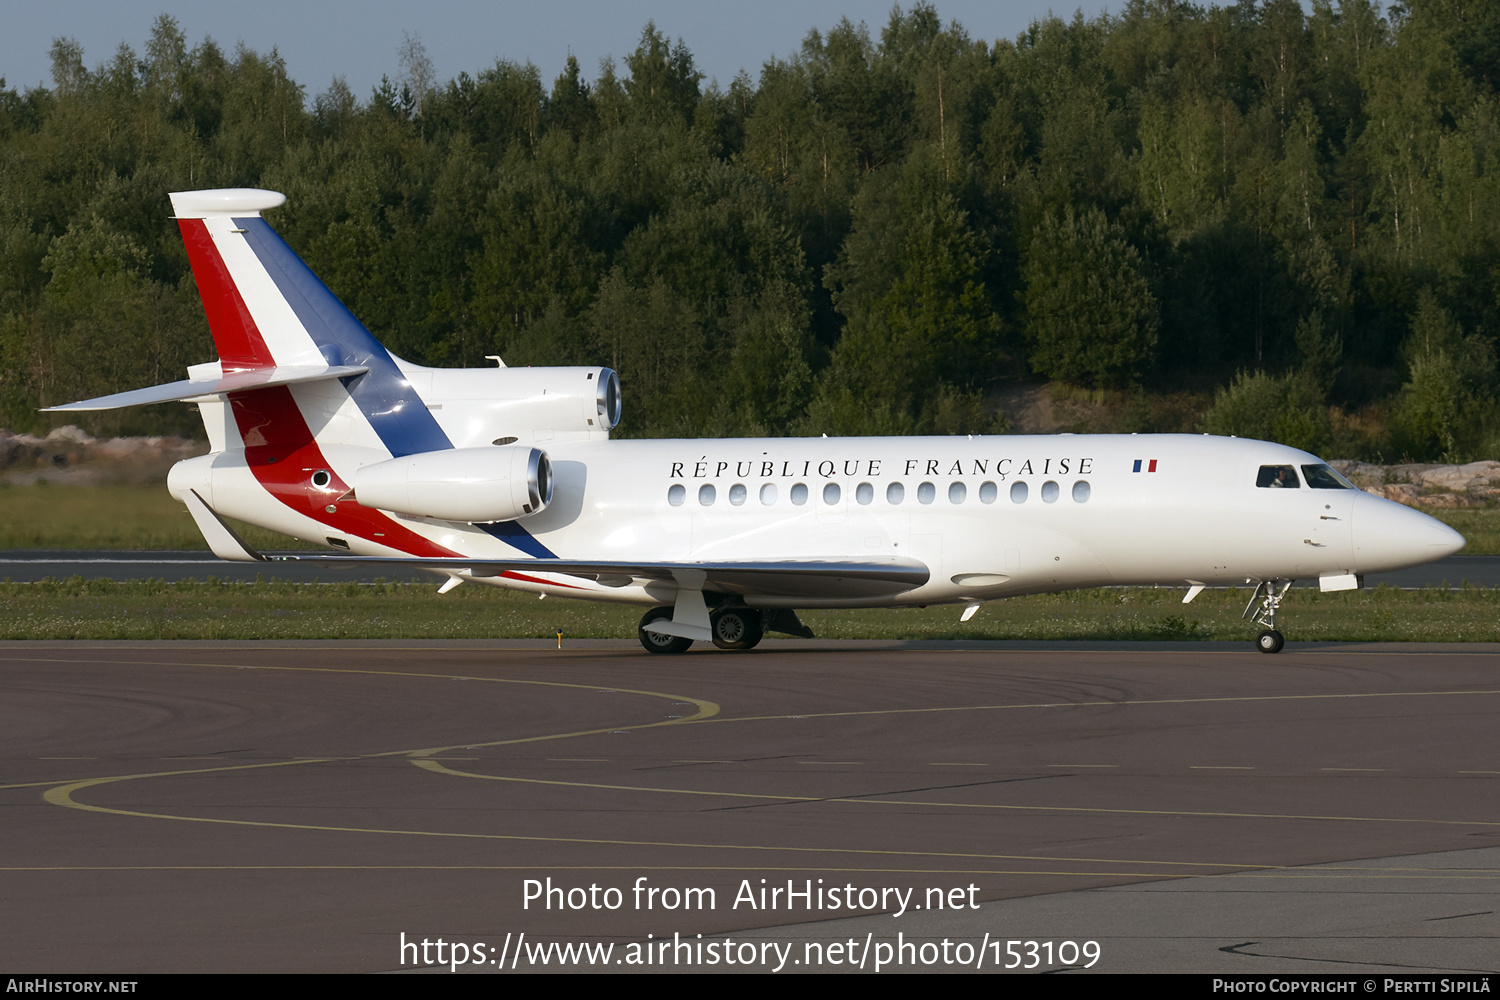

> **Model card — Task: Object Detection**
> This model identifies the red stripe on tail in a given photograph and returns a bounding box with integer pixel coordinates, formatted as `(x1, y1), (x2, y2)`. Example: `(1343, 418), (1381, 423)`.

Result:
(229, 387), (581, 587)
(179, 220), (275, 370)
(231, 387), (461, 557)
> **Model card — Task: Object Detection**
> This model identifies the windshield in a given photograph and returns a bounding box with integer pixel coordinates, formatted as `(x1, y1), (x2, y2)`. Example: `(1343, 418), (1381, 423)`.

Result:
(1301, 464), (1356, 489)
(1256, 465), (1300, 488)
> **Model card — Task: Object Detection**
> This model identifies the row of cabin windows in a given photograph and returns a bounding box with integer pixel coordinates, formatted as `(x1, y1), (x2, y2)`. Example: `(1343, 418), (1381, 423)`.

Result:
(668, 479), (1092, 507)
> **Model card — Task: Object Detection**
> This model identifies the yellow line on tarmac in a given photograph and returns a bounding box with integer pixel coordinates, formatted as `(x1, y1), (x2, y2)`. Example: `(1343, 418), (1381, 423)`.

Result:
(411, 759), (1500, 828)
(20, 652), (1500, 882)
(1, 657), (718, 790)
(697, 688), (1500, 726)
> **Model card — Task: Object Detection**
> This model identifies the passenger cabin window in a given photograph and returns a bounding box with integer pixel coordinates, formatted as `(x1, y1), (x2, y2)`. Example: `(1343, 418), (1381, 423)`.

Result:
(1302, 464), (1355, 489)
(1257, 465), (1301, 489)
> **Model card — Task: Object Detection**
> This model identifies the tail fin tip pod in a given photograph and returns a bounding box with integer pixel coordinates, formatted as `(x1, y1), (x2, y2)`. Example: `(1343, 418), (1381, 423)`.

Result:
(171, 187), (298, 371)
(169, 188), (287, 219)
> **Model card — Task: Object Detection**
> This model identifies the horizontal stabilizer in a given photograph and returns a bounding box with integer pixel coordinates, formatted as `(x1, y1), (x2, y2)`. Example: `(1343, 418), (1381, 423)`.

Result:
(42, 364), (368, 411)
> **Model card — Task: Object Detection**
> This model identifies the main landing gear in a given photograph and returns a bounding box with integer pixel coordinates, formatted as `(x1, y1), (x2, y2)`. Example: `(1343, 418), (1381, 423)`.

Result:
(638, 608), (694, 655)
(1243, 580), (1291, 654)
(638, 606), (807, 654)
(709, 607), (763, 650)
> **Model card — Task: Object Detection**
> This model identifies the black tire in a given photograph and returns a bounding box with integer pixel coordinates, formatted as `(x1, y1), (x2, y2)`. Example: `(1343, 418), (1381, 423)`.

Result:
(710, 608), (764, 650)
(1256, 629), (1285, 654)
(639, 607), (692, 655)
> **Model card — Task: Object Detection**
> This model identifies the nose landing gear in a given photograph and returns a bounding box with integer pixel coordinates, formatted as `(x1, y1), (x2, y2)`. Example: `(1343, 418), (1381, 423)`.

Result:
(1244, 580), (1291, 653)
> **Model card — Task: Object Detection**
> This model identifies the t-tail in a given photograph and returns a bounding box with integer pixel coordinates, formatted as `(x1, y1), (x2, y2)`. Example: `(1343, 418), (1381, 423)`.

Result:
(45, 188), (621, 560)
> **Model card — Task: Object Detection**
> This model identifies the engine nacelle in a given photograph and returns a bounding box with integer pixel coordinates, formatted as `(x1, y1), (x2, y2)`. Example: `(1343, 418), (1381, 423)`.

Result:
(352, 446), (553, 522)
(401, 365), (622, 447)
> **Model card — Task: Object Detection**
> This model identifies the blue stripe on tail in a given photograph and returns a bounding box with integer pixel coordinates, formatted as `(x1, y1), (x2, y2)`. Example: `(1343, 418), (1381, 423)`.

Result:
(236, 217), (557, 560)
(235, 218), (451, 458)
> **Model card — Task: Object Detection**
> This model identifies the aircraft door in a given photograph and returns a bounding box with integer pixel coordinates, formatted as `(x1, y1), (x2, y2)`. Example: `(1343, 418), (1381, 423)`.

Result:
(1294, 465), (1357, 573)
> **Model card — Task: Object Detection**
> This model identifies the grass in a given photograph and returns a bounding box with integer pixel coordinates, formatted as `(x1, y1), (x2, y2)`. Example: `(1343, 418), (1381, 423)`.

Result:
(1424, 507), (1500, 554)
(3, 482), (1497, 644)
(0, 482), (318, 550)
(3, 577), (1498, 642)
(3, 482), (1499, 554)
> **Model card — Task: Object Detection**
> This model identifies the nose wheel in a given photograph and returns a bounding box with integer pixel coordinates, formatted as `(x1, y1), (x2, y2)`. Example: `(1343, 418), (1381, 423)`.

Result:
(1244, 580), (1292, 653)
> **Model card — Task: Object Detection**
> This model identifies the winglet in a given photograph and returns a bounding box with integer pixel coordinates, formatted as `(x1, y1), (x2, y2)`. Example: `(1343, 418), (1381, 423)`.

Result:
(182, 490), (266, 562)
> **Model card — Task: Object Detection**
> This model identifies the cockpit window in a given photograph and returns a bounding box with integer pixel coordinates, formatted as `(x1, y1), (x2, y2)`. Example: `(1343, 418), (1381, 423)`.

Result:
(1301, 464), (1355, 489)
(1257, 465), (1301, 488)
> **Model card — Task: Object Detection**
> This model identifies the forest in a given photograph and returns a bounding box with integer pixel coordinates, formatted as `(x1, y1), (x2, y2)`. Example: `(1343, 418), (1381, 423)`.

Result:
(2, 1), (1499, 462)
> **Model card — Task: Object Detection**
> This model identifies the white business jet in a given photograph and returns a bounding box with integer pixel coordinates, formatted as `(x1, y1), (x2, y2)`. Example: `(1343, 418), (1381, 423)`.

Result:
(47, 189), (1465, 654)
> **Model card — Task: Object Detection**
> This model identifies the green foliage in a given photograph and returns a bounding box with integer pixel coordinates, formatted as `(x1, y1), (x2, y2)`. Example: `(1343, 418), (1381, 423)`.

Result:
(3, 6), (1500, 452)
(1200, 369), (1331, 452)
(816, 154), (1004, 434)
(1021, 207), (1159, 388)
(623, 23), (703, 125)
(1390, 289), (1498, 460)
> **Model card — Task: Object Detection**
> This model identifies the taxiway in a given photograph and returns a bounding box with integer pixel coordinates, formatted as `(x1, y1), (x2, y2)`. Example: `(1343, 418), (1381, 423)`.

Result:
(2, 640), (1497, 973)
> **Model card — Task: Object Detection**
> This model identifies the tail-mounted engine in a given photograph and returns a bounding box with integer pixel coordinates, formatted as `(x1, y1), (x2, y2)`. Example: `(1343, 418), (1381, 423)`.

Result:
(403, 365), (622, 447)
(352, 445), (553, 522)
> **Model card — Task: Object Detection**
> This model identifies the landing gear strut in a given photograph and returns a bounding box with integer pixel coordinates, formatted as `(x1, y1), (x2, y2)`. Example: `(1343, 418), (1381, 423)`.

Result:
(1243, 580), (1291, 654)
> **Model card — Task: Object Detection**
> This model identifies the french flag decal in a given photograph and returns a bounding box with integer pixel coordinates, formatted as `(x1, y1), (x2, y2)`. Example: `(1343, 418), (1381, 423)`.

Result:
(1133, 459), (1158, 472)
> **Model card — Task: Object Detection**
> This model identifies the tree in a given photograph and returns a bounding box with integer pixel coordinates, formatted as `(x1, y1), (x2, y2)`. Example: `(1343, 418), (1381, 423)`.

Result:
(1020, 207), (1158, 387)
(1390, 288), (1497, 459)
(1200, 368), (1331, 453)
(623, 23), (702, 124)
(398, 32), (435, 112)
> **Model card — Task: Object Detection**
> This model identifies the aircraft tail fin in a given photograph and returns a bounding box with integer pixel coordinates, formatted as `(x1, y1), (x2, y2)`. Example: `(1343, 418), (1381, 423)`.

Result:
(170, 189), (451, 458)
(171, 188), (397, 372)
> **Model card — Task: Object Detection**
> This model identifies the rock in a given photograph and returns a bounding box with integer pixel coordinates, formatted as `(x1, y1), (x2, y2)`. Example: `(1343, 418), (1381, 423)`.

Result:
(1364, 484), (1421, 505)
(1417, 492), (1486, 508)
(0, 428), (206, 485)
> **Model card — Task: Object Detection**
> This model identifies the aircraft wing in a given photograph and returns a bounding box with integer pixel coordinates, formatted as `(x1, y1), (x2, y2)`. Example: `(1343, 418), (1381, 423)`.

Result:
(42, 364), (369, 411)
(273, 553), (931, 599)
(180, 489), (927, 599)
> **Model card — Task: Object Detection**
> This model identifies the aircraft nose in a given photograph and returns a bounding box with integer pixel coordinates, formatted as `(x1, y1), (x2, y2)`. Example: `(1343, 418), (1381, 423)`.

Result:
(1352, 493), (1467, 573)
